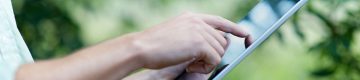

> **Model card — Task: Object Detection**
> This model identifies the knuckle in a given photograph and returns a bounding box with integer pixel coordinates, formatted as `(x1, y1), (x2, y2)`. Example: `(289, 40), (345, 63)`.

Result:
(219, 48), (225, 55)
(193, 23), (203, 31)
(215, 15), (225, 21)
(182, 13), (201, 23)
(192, 37), (206, 49)
(179, 12), (197, 20)
(181, 11), (197, 18)
(219, 38), (227, 47)
(215, 56), (221, 65)
(188, 16), (201, 23)
(193, 39), (205, 47)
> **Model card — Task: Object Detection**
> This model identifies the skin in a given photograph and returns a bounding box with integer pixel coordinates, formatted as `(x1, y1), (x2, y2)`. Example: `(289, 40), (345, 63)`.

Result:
(15, 12), (251, 80)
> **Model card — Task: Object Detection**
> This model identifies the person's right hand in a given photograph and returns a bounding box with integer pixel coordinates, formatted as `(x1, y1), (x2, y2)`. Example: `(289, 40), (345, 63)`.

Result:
(14, 12), (252, 80)
(132, 12), (252, 74)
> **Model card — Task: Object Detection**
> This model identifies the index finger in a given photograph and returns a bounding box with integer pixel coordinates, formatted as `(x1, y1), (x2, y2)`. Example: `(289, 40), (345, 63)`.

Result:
(194, 13), (253, 46)
(194, 13), (250, 38)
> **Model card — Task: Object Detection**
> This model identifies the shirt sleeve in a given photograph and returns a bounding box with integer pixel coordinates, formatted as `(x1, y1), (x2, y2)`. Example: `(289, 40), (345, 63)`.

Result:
(0, 0), (34, 79)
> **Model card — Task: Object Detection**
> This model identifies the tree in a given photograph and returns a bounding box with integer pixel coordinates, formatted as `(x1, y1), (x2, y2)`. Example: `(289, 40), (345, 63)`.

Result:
(292, 0), (360, 79)
(14, 0), (83, 60)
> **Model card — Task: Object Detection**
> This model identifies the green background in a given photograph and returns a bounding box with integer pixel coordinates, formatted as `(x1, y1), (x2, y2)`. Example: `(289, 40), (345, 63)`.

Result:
(12, 0), (360, 80)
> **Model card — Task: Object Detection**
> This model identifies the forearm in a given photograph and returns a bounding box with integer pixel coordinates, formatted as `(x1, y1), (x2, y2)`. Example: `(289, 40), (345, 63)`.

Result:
(16, 34), (144, 80)
(123, 70), (163, 80)
(124, 61), (191, 80)
(124, 69), (179, 80)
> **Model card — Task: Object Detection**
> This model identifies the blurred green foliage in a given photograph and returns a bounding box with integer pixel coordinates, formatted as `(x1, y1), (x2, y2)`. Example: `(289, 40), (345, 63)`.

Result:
(303, 0), (360, 79)
(14, 0), (83, 59)
(12, 0), (360, 80)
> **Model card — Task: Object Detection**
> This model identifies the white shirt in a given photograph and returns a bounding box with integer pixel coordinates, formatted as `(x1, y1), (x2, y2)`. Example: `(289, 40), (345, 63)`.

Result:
(0, 0), (34, 79)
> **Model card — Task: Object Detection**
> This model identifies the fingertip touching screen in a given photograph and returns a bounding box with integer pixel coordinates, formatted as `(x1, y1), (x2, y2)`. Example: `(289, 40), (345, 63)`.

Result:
(210, 0), (303, 79)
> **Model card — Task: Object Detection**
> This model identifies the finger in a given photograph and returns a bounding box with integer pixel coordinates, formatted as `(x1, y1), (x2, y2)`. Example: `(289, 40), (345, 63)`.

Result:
(186, 61), (207, 73)
(245, 36), (253, 48)
(153, 61), (193, 80)
(224, 33), (231, 49)
(193, 42), (221, 73)
(194, 13), (250, 38)
(195, 13), (253, 48)
(201, 22), (228, 48)
(197, 25), (225, 56)
(176, 71), (210, 80)
(161, 60), (193, 75)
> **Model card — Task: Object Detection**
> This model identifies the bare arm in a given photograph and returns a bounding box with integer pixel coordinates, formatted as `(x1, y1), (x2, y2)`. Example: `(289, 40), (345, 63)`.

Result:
(16, 33), (143, 80)
(15, 12), (251, 80)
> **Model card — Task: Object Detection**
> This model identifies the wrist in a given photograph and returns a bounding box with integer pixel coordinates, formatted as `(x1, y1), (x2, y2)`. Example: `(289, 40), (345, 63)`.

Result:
(68, 32), (146, 79)
(127, 32), (152, 68)
(123, 32), (147, 68)
(91, 33), (146, 79)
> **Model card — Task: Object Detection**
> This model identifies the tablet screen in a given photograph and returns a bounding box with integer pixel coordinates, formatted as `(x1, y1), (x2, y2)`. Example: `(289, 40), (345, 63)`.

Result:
(210, 0), (303, 79)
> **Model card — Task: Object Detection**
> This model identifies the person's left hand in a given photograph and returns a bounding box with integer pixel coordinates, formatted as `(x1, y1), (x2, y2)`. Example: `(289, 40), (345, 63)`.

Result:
(123, 61), (210, 80)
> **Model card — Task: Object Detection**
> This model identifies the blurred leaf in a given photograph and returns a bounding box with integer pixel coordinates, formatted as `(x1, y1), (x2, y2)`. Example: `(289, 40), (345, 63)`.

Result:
(120, 13), (139, 34)
(328, 39), (341, 63)
(15, 0), (83, 60)
(311, 68), (335, 77)
(291, 12), (305, 40)
(274, 31), (284, 44)
(308, 40), (327, 52)
(304, 0), (360, 79)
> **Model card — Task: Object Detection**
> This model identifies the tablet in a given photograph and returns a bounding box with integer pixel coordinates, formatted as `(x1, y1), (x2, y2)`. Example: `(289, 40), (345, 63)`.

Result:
(209, 0), (308, 79)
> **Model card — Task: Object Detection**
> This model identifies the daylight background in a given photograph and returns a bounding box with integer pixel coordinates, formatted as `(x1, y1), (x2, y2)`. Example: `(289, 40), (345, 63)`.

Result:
(12, 0), (360, 80)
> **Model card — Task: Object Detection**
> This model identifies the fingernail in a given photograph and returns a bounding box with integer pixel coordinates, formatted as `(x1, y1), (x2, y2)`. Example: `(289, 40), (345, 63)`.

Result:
(244, 32), (250, 37)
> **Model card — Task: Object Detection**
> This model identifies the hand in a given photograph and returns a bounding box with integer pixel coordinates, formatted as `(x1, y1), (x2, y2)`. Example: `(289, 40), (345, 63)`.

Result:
(132, 12), (251, 73)
(124, 61), (211, 80)
(15, 12), (251, 80)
